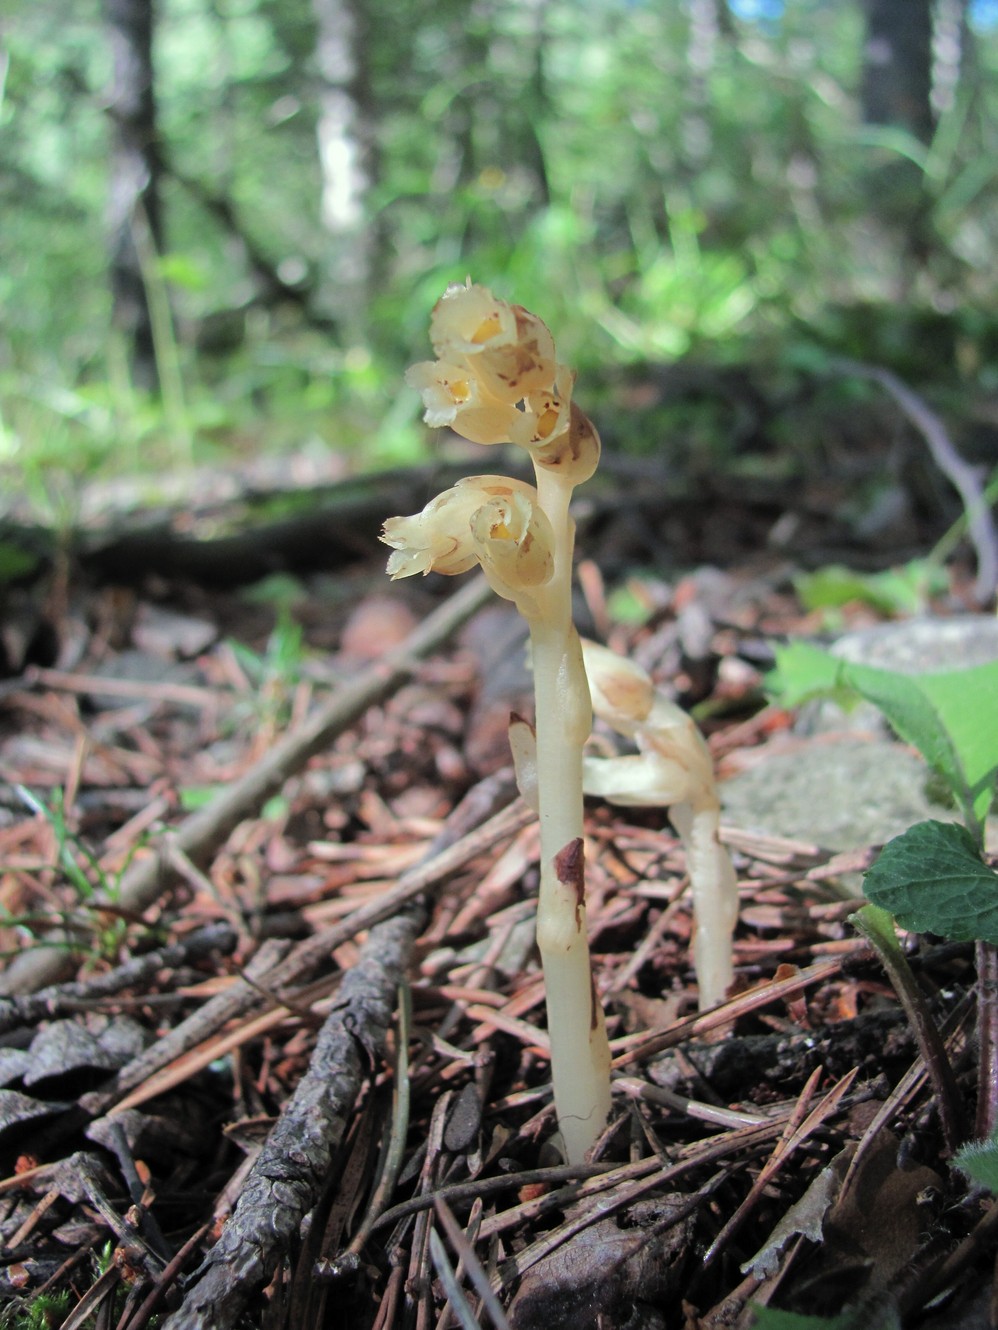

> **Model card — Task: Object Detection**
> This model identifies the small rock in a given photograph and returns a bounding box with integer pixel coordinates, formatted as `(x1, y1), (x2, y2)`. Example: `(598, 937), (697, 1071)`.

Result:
(721, 735), (958, 861)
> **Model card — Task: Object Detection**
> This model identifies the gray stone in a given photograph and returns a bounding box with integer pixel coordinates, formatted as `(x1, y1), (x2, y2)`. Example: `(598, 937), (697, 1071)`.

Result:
(721, 736), (958, 858)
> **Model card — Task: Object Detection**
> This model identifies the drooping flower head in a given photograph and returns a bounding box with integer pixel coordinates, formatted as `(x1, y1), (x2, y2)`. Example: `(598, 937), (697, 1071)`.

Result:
(428, 283), (557, 400)
(404, 282), (600, 484)
(381, 475), (554, 604)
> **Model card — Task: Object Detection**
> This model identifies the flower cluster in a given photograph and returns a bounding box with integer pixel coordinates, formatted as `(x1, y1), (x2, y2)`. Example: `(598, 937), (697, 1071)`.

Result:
(404, 282), (599, 483)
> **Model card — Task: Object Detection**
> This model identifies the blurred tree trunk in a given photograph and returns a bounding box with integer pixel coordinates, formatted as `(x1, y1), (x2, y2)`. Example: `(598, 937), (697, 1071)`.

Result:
(931, 0), (970, 117)
(683, 0), (719, 170)
(312, 0), (377, 339)
(860, 0), (935, 143)
(859, 0), (936, 285)
(104, 0), (162, 392)
(510, 0), (552, 208)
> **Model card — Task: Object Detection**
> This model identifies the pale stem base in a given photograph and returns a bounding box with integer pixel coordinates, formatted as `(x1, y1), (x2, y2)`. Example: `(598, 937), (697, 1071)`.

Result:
(527, 468), (613, 1162)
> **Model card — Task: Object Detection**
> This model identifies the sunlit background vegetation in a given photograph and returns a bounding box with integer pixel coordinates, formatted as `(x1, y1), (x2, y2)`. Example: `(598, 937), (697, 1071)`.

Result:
(3, 0), (998, 503)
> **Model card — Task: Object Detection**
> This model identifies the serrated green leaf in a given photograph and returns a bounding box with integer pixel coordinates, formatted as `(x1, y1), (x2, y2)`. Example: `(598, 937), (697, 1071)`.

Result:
(839, 658), (998, 832)
(863, 820), (998, 942)
(954, 1132), (998, 1193)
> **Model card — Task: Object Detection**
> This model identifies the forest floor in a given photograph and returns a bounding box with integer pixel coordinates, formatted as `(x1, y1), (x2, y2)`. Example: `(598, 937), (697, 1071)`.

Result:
(0, 405), (995, 1330)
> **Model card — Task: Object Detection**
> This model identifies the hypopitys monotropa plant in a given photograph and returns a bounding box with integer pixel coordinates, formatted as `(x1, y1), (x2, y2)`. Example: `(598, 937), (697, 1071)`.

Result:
(381, 281), (611, 1164)
(581, 640), (738, 1010)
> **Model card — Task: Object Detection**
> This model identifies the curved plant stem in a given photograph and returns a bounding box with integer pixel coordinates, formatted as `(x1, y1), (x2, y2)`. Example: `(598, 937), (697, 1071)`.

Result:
(852, 904), (963, 1154)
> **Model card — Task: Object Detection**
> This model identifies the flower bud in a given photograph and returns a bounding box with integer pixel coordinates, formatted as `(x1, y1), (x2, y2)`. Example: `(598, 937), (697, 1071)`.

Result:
(532, 403), (601, 484)
(470, 489), (555, 590)
(508, 365), (575, 450)
(581, 640), (655, 729)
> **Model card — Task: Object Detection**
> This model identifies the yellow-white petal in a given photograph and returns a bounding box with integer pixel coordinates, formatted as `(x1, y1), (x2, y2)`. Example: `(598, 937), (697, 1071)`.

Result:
(429, 284), (558, 402)
(531, 403), (601, 484)
(429, 283), (519, 359)
(405, 360), (518, 444)
(470, 489), (555, 590)
(380, 476), (550, 584)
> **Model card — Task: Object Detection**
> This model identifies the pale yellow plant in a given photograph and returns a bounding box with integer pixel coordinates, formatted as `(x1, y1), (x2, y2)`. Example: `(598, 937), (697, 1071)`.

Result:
(581, 640), (738, 1009)
(382, 282), (611, 1163)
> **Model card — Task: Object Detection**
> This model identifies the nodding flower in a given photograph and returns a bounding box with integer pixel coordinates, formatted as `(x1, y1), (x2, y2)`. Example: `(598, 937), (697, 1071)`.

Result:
(427, 282), (558, 400)
(381, 475), (554, 602)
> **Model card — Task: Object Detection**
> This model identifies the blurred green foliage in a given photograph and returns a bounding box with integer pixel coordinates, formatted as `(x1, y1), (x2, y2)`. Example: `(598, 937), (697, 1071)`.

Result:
(3, 0), (998, 495)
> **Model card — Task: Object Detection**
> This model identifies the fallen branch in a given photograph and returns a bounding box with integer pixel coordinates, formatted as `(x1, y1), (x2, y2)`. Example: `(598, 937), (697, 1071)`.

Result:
(0, 922), (237, 1035)
(160, 907), (424, 1330)
(79, 775), (528, 1117)
(833, 358), (998, 605)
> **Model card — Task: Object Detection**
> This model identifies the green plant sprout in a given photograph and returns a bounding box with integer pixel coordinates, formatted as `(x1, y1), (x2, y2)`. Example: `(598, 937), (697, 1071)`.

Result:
(11, 785), (132, 964)
(226, 604), (308, 736)
(579, 639), (739, 1009)
(381, 281), (611, 1164)
(0, 1289), (71, 1330)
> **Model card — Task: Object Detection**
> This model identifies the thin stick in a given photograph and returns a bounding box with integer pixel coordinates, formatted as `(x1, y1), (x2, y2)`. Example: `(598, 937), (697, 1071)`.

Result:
(833, 357), (998, 605)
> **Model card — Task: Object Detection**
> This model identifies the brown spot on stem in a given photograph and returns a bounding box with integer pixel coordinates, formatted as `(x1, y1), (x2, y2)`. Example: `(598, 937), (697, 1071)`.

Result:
(590, 972), (600, 1032)
(554, 837), (585, 927)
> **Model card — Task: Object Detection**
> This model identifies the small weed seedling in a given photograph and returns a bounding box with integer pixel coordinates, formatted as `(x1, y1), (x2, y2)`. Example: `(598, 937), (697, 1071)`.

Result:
(9, 785), (134, 965)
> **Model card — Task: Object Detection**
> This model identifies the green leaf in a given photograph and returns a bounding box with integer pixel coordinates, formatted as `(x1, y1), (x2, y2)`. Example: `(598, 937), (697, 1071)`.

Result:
(843, 660), (998, 831)
(766, 646), (998, 834)
(794, 563), (943, 617)
(954, 1131), (998, 1193)
(179, 785), (222, 812)
(863, 820), (998, 943)
(765, 642), (856, 709)
(157, 252), (209, 292)
(0, 541), (40, 583)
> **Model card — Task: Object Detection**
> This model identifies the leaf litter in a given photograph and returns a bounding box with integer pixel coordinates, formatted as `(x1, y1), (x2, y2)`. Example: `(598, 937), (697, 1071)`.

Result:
(0, 536), (994, 1330)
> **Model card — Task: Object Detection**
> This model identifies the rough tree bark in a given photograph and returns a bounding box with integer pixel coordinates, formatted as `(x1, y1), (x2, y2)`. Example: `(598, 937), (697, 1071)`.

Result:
(104, 0), (163, 391)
